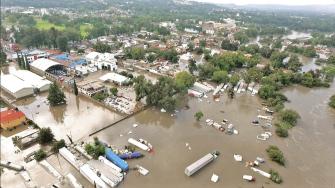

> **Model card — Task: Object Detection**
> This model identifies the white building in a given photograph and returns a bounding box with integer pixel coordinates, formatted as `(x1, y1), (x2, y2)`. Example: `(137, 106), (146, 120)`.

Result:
(0, 74), (34, 99)
(99, 73), (130, 86)
(11, 70), (51, 92)
(85, 52), (118, 71)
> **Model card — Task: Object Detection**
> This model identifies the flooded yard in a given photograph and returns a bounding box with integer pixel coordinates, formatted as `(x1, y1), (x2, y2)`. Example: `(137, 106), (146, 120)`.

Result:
(13, 90), (124, 141)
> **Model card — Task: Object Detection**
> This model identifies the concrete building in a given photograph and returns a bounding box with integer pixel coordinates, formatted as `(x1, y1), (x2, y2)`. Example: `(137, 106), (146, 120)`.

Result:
(77, 81), (106, 97)
(99, 73), (130, 86)
(11, 70), (51, 92)
(0, 109), (26, 130)
(85, 52), (118, 71)
(30, 58), (65, 77)
(0, 74), (34, 99)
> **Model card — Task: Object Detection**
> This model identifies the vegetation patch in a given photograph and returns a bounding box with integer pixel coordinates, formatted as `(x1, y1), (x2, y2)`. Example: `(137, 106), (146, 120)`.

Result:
(35, 19), (65, 31)
(266, 145), (286, 166)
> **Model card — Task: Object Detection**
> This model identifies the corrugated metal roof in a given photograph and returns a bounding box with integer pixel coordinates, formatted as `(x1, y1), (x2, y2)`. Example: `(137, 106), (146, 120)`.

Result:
(30, 58), (60, 71)
(0, 74), (34, 93)
(11, 70), (51, 90)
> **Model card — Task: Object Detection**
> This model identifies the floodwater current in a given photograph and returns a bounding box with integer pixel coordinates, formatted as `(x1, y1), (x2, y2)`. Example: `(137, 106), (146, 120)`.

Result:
(87, 81), (335, 188)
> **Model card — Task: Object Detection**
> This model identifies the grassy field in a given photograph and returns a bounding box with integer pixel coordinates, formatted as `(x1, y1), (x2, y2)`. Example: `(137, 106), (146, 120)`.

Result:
(35, 19), (65, 31)
(80, 24), (93, 39)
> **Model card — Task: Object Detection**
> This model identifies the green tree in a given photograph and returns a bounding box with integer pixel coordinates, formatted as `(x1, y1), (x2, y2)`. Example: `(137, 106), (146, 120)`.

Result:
(227, 87), (235, 99)
(221, 39), (238, 51)
(329, 95), (335, 109)
(110, 87), (118, 96)
(266, 145), (286, 166)
(187, 42), (194, 51)
(275, 125), (289, 137)
(51, 139), (66, 153)
(47, 82), (66, 106)
(93, 42), (111, 53)
(34, 149), (47, 161)
(229, 74), (240, 86)
(278, 109), (300, 126)
(288, 55), (302, 72)
(38, 127), (54, 145)
(0, 50), (7, 65)
(212, 70), (229, 83)
(147, 53), (157, 63)
(56, 36), (68, 52)
(258, 85), (276, 99)
(188, 59), (197, 74)
(234, 31), (249, 44)
(270, 170), (283, 184)
(175, 71), (195, 92)
(194, 111), (204, 121)
(73, 80), (78, 96)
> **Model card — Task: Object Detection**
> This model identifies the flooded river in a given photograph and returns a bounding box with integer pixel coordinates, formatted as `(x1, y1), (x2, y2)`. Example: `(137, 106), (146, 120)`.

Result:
(86, 80), (335, 188)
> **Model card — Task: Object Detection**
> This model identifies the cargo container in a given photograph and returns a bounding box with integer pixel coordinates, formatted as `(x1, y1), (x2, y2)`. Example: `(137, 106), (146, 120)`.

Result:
(185, 151), (220, 176)
(0, 160), (24, 171)
(66, 173), (83, 188)
(79, 164), (108, 188)
(59, 147), (82, 170)
(105, 148), (129, 171)
(39, 160), (62, 180)
(118, 152), (143, 160)
(98, 156), (122, 173)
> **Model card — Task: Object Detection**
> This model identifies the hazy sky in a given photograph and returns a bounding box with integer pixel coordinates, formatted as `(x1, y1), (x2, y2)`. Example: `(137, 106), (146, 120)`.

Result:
(194, 0), (335, 5)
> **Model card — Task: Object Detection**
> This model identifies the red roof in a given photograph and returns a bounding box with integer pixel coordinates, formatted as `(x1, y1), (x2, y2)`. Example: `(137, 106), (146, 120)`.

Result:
(0, 109), (25, 123)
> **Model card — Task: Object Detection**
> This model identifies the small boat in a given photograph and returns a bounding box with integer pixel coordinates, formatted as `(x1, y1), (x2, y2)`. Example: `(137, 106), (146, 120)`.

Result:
(234, 154), (243, 162)
(243, 175), (255, 182)
(160, 108), (166, 113)
(136, 165), (149, 176)
(233, 129), (239, 135)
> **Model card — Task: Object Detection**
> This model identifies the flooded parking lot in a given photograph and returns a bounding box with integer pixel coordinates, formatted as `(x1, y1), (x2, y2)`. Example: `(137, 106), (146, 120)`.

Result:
(13, 90), (124, 141)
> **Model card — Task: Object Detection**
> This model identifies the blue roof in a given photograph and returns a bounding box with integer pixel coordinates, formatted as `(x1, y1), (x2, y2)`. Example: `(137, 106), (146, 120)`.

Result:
(69, 59), (87, 68)
(53, 53), (70, 61)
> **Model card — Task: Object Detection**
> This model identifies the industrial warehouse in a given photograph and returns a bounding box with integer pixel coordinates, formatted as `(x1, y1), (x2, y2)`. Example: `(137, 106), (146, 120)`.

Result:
(0, 70), (51, 99)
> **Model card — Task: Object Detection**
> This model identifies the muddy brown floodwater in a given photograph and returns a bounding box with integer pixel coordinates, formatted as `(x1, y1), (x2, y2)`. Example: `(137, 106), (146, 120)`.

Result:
(13, 90), (123, 141)
(87, 81), (335, 188)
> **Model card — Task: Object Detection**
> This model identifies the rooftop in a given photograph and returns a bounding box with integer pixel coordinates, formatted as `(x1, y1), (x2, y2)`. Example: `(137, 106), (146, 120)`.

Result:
(0, 109), (25, 123)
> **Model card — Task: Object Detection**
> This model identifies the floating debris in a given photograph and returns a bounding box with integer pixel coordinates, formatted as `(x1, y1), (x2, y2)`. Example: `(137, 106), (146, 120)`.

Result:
(136, 165), (149, 176)
(133, 124), (138, 128)
(243, 175), (255, 182)
(234, 154), (243, 162)
(211, 173), (219, 183)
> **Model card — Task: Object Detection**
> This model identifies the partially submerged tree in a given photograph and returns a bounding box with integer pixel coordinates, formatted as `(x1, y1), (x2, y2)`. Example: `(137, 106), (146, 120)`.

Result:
(73, 80), (78, 96)
(48, 82), (66, 106)
(38, 128), (54, 145)
(329, 95), (335, 109)
(194, 111), (204, 121)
